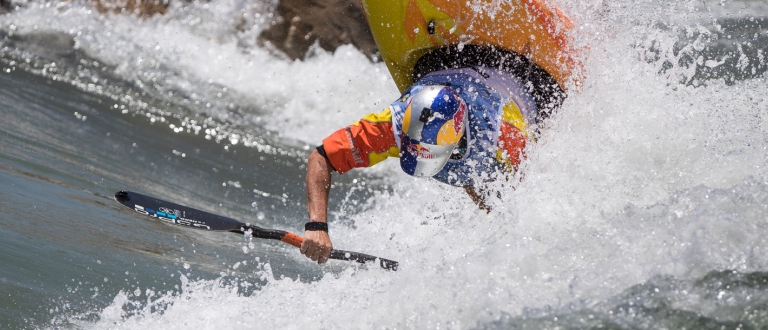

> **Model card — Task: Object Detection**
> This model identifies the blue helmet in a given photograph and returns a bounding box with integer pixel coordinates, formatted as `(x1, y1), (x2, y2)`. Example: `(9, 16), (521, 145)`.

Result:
(400, 85), (467, 177)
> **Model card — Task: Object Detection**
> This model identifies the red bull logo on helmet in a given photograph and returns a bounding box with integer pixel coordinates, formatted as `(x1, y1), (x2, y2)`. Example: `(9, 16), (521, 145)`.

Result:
(452, 102), (466, 134)
(407, 143), (435, 159)
(436, 101), (466, 146)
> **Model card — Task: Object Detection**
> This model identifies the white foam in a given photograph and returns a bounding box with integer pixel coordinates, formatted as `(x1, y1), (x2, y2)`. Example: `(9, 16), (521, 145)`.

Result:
(1, 0), (398, 146)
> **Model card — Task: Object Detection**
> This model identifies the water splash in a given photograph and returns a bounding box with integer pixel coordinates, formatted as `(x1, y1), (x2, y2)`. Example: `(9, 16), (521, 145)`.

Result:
(3, 0), (767, 328)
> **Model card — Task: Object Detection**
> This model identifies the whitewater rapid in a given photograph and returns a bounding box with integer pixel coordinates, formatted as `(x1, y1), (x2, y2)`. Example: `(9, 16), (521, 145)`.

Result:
(1, 0), (767, 328)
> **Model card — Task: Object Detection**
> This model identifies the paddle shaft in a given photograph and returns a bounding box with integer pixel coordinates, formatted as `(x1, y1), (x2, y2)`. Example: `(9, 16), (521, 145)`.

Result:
(237, 225), (398, 270)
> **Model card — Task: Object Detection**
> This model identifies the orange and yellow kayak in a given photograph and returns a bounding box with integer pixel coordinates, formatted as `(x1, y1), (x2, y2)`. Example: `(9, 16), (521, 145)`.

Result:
(359, 0), (581, 93)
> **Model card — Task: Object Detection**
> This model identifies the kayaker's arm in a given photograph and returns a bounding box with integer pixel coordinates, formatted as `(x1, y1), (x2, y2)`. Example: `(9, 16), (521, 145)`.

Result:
(301, 109), (397, 265)
(302, 149), (334, 264)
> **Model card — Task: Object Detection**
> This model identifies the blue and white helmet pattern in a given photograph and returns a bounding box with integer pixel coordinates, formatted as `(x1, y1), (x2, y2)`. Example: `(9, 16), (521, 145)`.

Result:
(400, 85), (467, 177)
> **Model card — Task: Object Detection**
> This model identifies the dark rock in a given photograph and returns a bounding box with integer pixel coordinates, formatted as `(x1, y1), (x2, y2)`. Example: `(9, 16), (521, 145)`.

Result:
(258, 0), (377, 60)
(1, 0), (12, 14)
(1, 0), (375, 60)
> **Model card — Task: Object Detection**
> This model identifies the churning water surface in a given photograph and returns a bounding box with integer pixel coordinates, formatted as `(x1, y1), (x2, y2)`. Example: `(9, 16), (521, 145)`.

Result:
(1, 0), (768, 328)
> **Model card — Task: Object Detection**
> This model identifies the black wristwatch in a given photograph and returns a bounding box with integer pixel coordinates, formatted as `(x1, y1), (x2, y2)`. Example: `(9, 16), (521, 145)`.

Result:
(304, 222), (328, 232)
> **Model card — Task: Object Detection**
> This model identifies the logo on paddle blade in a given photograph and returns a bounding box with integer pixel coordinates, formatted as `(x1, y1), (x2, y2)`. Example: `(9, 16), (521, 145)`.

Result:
(159, 207), (181, 218)
(134, 204), (211, 229)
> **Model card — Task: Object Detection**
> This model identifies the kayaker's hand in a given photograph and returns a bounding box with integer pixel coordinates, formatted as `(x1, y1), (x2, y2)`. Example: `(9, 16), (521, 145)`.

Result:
(301, 229), (332, 264)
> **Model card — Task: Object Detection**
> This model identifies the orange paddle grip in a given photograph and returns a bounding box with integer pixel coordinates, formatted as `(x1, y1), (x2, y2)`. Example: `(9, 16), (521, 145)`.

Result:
(281, 232), (304, 248)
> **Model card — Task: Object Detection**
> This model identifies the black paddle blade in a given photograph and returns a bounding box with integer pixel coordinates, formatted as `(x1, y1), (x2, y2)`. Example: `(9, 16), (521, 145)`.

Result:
(114, 191), (245, 231)
(114, 191), (399, 271)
